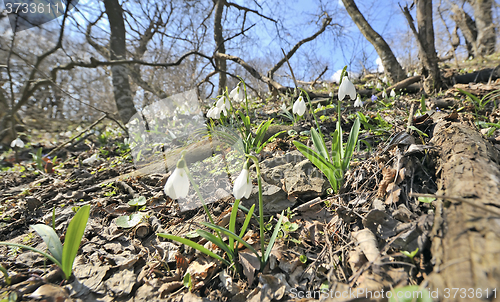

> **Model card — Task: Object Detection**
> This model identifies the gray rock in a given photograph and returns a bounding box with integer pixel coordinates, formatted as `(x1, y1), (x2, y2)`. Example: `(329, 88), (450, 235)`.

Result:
(244, 150), (328, 214)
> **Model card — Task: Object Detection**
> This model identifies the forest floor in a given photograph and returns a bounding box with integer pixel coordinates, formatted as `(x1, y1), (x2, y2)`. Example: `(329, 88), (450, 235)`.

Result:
(1, 57), (500, 302)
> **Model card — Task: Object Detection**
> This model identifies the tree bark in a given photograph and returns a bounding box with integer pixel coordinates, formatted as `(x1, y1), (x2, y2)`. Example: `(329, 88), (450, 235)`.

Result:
(450, 2), (478, 58)
(214, 0), (227, 95)
(342, 0), (405, 83)
(473, 0), (496, 56)
(103, 0), (137, 124)
(402, 1), (442, 94)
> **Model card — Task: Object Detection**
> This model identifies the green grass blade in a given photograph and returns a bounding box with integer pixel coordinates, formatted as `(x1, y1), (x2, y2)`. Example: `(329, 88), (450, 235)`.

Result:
(30, 224), (63, 263)
(229, 199), (240, 253)
(263, 211), (284, 264)
(457, 87), (480, 104)
(342, 117), (360, 172)
(0, 242), (62, 269)
(310, 127), (330, 161)
(196, 230), (234, 260)
(157, 233), (230, 266)
(61, 205), (90, 279)
(0, 264), (10, 285)
(256, 130), (286, 154)
(254, 119), (273, 149)
(239, 204), (255, 238)
(293, 141), (338, 190)
(200, 222), (260, 260)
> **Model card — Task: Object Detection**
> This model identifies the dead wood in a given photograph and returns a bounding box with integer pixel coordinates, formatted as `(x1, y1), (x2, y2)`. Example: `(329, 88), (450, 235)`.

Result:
(426, 114), (500, 301)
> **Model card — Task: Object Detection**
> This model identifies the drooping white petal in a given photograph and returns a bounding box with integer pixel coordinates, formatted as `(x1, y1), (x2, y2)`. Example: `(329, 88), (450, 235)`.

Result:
(376, 82), (382, 90)
(164, 167), (190, 199)
(292, 96), (306, 116)
(382, 76), (388, 83)
(233, 168), (252, 200)
(10, 137), (24, 148)
(338, 76), (356, 101)
(382, 90), (387, 98)
(354, 96), (363, 107)
(216, 96), (227, 109)
(413, 71), (418, 76)
(390, 89), (396, 98)
(407, 72), (412, 77)
(280, 103), (287, 112)
(229, 84), (245, 102)
(82, 153), (99, 165)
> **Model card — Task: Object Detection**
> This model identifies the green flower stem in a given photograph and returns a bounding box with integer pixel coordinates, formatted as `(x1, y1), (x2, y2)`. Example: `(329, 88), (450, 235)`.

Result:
(246, 154), (265, 257)
(183, 166), (216, 226)
(300, 89), (324, 139)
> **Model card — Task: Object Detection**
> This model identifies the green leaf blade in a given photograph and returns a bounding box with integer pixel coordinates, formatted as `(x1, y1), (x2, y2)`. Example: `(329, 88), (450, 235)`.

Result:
(30, 224), (63, 263)
(61, 205), (90, 279)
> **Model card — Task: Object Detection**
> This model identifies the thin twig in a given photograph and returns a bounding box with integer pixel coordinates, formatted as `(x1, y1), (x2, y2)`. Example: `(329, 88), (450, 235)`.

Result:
(45, 114), (107, 158)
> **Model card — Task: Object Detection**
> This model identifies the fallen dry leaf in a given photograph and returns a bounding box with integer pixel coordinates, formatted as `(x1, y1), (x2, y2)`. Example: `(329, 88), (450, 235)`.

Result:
(377, 167), (396, 197)
(352, 228), (379, 263)
(385, 183), (401, 204)
(239, 251), (260, 286)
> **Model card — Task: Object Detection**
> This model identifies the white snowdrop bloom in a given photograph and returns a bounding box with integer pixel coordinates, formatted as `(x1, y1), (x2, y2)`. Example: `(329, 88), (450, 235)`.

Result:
(216, 96), (230, 110)
(82, 153), (99, 165)
(229, 84), (245, 102)
(407, 72), (412, 77)
(10, 137), (24, 148)
(354, 96), (363, 107)
(329, 92), (333, 97)
(338, 76), (356, 101)
(280, 103), (287, 112)
(382, 90), (387, 98)
(207, 106), (221, 119)
(376, 83), (382, 90)
(413, 71), (418, 76)
(164, 165), (190, 199)
(390, 89), (396, 98)
(292, 96), (307, 116)
(382, 76), (388, 83)
(233, 168), (252, 199)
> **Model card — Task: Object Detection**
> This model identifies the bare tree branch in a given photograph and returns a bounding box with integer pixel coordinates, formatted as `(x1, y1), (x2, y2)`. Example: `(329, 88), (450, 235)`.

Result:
(225, 1), (277, 23)
(214, 52), (286, 92)
(268, 15), (332, 80)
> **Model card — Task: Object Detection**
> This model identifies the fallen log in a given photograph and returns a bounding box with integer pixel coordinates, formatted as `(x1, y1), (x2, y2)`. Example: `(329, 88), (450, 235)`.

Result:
(426, 114), (500, 301)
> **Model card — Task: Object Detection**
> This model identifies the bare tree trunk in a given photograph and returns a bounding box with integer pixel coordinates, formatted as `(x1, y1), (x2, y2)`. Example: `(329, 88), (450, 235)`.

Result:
(214, 0), (227, 95)
(473, 0), (496, 56)
(402, 1), (442, 94)
(342, 0), (405, 83)
(450, 2), (478, 58)
(103, 0), (137, 124)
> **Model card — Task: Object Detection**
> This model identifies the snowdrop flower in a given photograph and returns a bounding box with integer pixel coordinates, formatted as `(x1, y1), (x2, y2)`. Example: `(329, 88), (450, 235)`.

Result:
(233, 168), (252, 199)
(229, 83), (245, 102)
(292, 96), (307, 116)
(413, 71), (418, 76)
(382, 76), (388, 83)
(164, 160), (190, 199)
(280, 103), (287, 112)
(338, 76), (356, 101)
(329, 92), (333, 97)
(376, 82), (382, 90)
(354, 96), (363, 107)
(390, 89), (396, 98)
(407, 72), (412, 77)
(207, 106), (221, 119)
(382, 90), (387, 98)
(216, 95), (230, 111)
(10, 137), (24, 148)
(82, 153), (99, 165)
